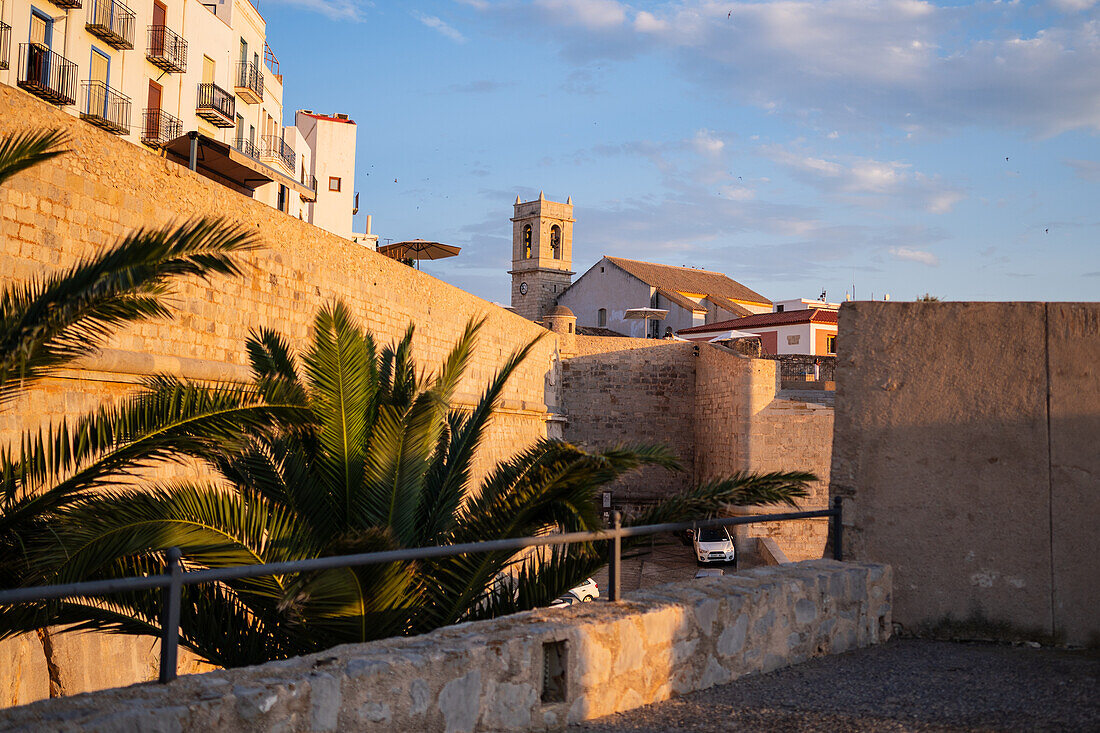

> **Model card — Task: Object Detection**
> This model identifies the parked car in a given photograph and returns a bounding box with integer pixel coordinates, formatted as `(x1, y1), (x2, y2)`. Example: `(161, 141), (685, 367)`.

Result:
(692, 526), (737, 567)
(548, 578), (600, 608)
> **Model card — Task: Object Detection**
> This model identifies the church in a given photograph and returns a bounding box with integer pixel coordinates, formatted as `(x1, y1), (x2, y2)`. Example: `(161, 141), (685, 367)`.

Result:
(508, 194), (772, 338)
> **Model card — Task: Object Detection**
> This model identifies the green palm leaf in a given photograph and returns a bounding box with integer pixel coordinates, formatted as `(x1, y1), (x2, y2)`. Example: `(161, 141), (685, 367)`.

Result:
(0, 129), (66, 186)
(0, 218), (258, 405)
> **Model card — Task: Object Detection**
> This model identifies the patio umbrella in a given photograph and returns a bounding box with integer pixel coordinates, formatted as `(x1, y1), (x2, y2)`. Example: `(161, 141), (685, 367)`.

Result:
(378, 239), (461, 269)
(623, 307), (669, 338)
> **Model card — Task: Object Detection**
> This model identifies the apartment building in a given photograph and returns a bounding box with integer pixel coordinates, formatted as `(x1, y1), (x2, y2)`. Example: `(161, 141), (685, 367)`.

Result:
(0, 0), (358, 238)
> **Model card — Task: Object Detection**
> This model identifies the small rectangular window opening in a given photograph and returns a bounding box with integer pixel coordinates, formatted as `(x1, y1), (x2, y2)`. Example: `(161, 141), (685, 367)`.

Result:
(541, 640), (567, 703)
(328, 176), (341, 192)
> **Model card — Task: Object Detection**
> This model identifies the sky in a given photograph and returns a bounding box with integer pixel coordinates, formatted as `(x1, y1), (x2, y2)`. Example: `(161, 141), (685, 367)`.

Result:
(260, 0), (1100, 304)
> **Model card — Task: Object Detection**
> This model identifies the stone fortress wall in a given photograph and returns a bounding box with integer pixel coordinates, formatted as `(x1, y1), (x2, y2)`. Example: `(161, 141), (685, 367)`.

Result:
(0, 82), (836, 707)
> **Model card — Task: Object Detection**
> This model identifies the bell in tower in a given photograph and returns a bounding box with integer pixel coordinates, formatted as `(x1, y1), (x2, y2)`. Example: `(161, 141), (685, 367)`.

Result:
(508, 192), (575, 321)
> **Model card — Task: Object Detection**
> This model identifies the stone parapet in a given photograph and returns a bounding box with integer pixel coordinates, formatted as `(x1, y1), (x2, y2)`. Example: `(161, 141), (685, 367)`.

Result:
(0, 561), (891, 732)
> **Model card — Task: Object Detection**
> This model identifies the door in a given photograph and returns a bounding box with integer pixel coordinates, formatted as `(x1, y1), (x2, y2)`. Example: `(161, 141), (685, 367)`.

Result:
(202, 55), (214, 84)
(89, 48), (110, 117)
(146, 80), (162, 140)
(151, 2), (167, 55)
(28, 9), (52, 86)
(234, 114), (244, 149)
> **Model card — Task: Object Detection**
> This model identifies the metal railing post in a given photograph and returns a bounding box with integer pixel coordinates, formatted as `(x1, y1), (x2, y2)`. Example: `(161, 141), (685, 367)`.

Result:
(158, 547), (182, 684)
(832, 496), (844, 562)
(608, 511), (621, 602)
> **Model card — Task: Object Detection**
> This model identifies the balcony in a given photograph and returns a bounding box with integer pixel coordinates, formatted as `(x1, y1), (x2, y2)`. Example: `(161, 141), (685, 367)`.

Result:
(195, 82), (234, 127)
(86, 0), (136, 50)
(232, 137), (258, 159)
(17, 44), (77, 106)
(234, 61), (263, 104)
(146, 25), (186, 73)
(0, 22), (10, 71)
(47, 0), (81, 8)
(141, 108), (182, 148)
(260, 135), (294, 172)
(80, 80), (130, 135)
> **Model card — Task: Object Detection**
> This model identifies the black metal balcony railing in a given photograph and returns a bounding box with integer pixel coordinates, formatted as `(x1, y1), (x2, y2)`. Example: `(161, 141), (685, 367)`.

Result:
(0, 22), (10, 71)
(86, 0), (136, 50)
(260, 135), (294, 171)
(48, 0), (82, 8)
(234, 60), (263, 103)
(17, 44), (78, 106)
(141, 108), (182, 148)
(146, 25), (187, 73)
(80, 80), (130, 135)
(232, 136), (258, 159)
(195, 82), (235, 127)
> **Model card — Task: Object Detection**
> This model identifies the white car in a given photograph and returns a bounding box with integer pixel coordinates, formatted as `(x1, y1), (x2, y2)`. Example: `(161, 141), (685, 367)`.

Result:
(692, 526), (737, 567)
(548, 578), (600, 608)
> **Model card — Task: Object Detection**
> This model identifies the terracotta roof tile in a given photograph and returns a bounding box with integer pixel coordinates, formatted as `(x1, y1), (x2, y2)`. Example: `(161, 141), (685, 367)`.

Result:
(656, 287), (707, 313)
(703, 294), (752, 317)
(678, 308), (838, 334)
(604, 257), (771, 306)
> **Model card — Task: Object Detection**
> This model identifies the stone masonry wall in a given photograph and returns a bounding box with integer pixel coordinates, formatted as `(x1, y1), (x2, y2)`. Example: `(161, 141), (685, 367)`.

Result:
(694, 346), (832, 560)
(831, 301), (1100, 647)
(0, 561), (892, 732)
(561, 337), (697, 502)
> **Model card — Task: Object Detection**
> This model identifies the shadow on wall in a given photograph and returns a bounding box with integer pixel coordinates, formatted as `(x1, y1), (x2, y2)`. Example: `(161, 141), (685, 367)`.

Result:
(831, 301), (1099, 647)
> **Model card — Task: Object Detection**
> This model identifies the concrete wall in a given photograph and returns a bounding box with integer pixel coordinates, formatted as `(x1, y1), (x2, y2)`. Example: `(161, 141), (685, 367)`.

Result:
(830, 302), (1100, 646)
(0, 561), (892, 732)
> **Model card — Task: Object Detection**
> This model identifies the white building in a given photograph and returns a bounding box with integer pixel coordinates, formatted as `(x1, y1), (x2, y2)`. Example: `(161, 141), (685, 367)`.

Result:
(0, 0), (362, 238)
(295, 109), (358, 242)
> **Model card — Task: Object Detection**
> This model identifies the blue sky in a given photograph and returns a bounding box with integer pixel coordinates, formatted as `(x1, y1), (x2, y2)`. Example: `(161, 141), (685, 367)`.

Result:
(262, 0), (1099, 304)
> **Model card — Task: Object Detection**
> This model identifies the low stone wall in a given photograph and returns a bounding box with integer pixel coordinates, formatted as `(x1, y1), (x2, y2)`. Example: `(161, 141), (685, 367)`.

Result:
(0, 561), (891, 732)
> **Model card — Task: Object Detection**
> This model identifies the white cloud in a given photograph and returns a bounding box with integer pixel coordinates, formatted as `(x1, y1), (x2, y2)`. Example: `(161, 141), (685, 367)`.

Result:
(275, 0), (371, 21)
(890, 247), (940, 266)
(1049, 0), (1097, 11)
(764, 144), (965, 212)
(1065, 158), (1100, 182)
(471, 0), (1100, 135)
(415, 12), (467, 42)
(692, 129), (725, 157)
(534, 0), (626, 29)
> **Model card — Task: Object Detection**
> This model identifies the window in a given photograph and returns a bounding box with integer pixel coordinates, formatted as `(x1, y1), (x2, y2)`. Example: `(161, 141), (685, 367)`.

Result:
(597, 308), (607, 327)
(787, 335), (800, 345)
(568, 323), (573, 334)
(550, 225), (562, 259)
(523, 225), (532, 259)
(202, 55), (215, 84)
(277, 184), (286, 213)
(328, 176), (341, 192)
(776, 304), (785, 313)
(826, 334), (837, 355)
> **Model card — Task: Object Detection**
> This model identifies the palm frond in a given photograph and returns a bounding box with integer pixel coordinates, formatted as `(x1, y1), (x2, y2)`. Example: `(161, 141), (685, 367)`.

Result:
(0, 218), (257, 404)
(0, 129), (67, 186)
(626, 471), (816, 528)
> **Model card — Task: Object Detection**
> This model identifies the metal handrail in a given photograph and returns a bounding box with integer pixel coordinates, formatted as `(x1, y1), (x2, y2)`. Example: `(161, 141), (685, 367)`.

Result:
(234, 60), (263, 98)
(146, 25), (187, 73)
(0, 21), (10, 71)
(17, 43), (78, 106)
(232, 136), (259, 159)
(195, 82), (233, 120)
(0, 499), (843, 683)
(80, 79), (131, 134)
(86, 0), (136, 50)
(260, 135), (294, 170)
(141, 108), (182, 147)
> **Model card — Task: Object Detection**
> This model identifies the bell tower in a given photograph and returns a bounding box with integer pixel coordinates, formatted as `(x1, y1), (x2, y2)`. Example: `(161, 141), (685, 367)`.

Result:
(509, 192), (575, 321)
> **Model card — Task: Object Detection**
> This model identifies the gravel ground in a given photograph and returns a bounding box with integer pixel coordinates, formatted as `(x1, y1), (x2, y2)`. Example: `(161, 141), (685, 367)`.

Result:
(571, 639), (1100, 732)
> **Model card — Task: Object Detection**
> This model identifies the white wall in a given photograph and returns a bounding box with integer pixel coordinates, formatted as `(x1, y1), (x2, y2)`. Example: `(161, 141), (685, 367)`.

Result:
(557, 258), (653, 337)
(297, 111), (356, 240)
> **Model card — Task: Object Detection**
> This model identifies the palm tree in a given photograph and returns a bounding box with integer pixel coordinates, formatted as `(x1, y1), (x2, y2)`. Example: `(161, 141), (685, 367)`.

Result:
(33, 302), (814, 668)
(0, 130), (302, 636)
